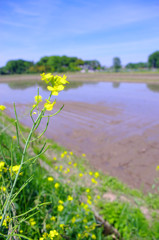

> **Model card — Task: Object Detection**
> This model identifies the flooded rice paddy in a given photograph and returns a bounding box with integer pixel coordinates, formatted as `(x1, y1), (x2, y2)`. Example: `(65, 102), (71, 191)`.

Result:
(1, 80), (159, 192)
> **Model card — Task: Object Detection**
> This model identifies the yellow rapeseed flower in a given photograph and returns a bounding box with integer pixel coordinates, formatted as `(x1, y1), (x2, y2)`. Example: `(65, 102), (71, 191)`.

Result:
(92, 234), (96, 239)
(82, 153), (86, 157)
(1, 186), (6, 192)
(70, 151), (73, 155)
(156, 165), (159, 171)
(58, 200), (64, 204)
(34, 95), (42, 103)
(12, 135), (17, 140)
(67, 195), (73, 201)
(60, 224), (64, 229)
(79, 173), (83, 177)
(86, 188), (90, 193)
(0, 105), (6, 111)
(87, 199), (92, 205)
(53, 157), (57, 161)
(0, 161), (5, 172)
(54, 183), (60, 189)
(91, 178), (97, 184)
(94, 172), (99, 178)
(89, 171), (93, 176)
(50, 216), (56, 221)
(71, 217), (76, 224)
(41, 73), (69, 96)
(29, 218), (36, 226)
(48, 177), (54, 182)
(9, 165), (20, 174)
(44, 99), (56, 111)
(58, 204), (64, 212)
(49, 230), (59, 239)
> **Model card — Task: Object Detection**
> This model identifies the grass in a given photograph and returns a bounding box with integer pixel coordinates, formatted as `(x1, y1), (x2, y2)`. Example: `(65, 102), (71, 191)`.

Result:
(0, 110), (159, 239)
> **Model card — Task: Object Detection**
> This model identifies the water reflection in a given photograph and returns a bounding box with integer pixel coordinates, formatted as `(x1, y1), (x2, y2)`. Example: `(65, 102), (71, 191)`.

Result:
(112, 82), (120, 88)
(146, 84), (159, 93)
(7, 80), (92, 91)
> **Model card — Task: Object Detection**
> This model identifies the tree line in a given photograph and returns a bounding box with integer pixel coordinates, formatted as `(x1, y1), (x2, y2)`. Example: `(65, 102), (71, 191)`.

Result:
(113, 51), (159, 71)
(0, 56), (102, 75)
(0, 51), (159, 75)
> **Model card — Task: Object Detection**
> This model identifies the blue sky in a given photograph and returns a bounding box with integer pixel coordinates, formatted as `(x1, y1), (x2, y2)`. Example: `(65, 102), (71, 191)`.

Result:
(0, 0), (159, 67)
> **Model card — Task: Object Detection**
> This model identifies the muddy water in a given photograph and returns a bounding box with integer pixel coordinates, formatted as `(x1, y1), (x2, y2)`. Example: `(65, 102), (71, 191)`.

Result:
(1, 81), (159, 192)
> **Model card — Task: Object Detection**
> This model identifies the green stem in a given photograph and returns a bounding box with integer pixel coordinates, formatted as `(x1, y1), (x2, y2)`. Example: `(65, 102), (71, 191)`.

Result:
(0, 105), (44, 228)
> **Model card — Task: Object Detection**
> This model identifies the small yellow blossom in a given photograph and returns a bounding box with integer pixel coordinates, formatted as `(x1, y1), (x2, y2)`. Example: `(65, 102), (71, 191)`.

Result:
(39, 238), (44, 240)
(61, 153), (65, 158)
(0, 105), (6, 111)
(73, 163), (77, 167)
(83, 218), (87, 223)
(91, 178), (97, 184)
(42, 233), (48, 238)
(96, 195), (100, 199)
(82, 153), (86, 157)
(87, 195), (92, 200)
(44, 99), (56, 111)
(78, 233), (81, 238)
(59, 165), (63, 171)
(87, 199), (92, 205)
(84, 232), (89, 237)
(54, 166), (58, 170)
(53, 157), (57, 161)
(34, 95), (42, 103)
(12, 135), (17, 140)
(49, 229), (59, 238)
(67, 195), (73, 201)
(79, 173), (83, 177)
(10, 165), (20, 174)
(1, 186), (6, 192)
(46, 224), (51, 229)
(60, 224), (64, 229)
(89, 171), (93, 176)
(48, 177), (54, 182)
(68, 161), (72, 165)
(86, 188), (90, 193)
(92, 234), (96, 239)
(20, 230), (23, 233)
(58, 200), (64, 204)
(71, 217), (76, 224)
(70, 151), (73, 155)
(55, 183), (60, 189)
(32, 112), (37, 115)
(0, 161), (5, 172)
(50, 216), (56, 221)
(29, 218), (36, 226)
(156, 165), (159, 171)
(94, 172), (99, 178)
(58, 204), (64, 212)
(64, 168), (70, 174)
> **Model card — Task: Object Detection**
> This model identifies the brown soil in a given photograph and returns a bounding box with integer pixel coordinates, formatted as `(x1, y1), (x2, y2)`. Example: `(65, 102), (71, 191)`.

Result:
(1, 72), (159, 84)
(5, 99), (159, 193)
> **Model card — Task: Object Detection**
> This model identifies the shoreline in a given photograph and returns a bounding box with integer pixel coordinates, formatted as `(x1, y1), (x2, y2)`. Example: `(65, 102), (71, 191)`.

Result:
(1, 72), (159, 84)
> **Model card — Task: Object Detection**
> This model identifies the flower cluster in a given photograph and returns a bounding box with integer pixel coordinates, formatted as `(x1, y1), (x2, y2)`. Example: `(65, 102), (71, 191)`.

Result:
(41, 73), (69, 96)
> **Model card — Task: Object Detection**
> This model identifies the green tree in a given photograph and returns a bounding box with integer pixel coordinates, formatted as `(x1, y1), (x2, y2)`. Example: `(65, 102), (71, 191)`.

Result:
(125, 62), (148, 69)
(113, 57), (121, 72)
(148, 51), (159, 68)
(5, 59), (33, 74)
